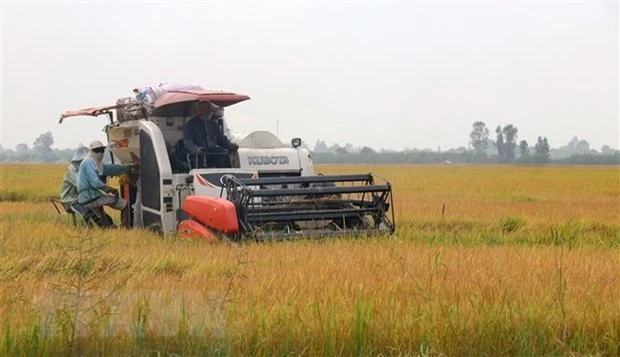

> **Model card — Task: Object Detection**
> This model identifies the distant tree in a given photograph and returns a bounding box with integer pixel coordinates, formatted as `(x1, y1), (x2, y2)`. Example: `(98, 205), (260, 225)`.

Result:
(576, 139), (589, 153)
(343, 143), (357, 153)
(503, 124), (518, 162)
(568, 136), (590, 155)
(495, 124), (518, 163)
(33, 131), (54, 153)
(568, 136), (579, 151)
(15, 143), (29, 152)
(313, 140), (328, 153)
(600, 145), (617, 155)
(495, 125), (504, 161)
(360, 146), (376, 154)
(469, 121), (490, 158)
(32, 131), (55, 162)
(519, 140), (529, 156)
(534, 136), (550, 161)
(328, 143), (342, 153)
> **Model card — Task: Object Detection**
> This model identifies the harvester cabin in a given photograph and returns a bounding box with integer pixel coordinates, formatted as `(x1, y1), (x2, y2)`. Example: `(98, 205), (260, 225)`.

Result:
(114, 90), (251, 173)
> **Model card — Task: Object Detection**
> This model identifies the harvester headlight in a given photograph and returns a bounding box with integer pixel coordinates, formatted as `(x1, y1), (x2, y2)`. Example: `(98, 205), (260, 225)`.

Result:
(291, 137), (302, 148)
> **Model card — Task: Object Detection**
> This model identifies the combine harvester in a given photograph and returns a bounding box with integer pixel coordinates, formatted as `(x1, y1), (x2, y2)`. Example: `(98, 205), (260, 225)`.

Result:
(59, 84), (395, 241)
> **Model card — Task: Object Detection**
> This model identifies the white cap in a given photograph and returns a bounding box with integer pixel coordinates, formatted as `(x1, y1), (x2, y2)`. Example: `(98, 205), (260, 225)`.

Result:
(89, 140), (106, 150)
(71, 145), (89, 162)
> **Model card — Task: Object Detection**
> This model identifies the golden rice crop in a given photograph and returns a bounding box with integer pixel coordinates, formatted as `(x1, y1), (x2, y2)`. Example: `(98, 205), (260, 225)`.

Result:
(0, 164), (618, 355)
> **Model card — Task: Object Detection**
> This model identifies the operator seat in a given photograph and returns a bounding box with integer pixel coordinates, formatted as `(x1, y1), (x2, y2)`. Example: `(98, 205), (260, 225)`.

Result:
(175, 139), (234, 170)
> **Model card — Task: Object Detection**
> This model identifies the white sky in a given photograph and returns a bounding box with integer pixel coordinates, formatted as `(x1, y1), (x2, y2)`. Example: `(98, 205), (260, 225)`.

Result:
(1, 1), (618, 151)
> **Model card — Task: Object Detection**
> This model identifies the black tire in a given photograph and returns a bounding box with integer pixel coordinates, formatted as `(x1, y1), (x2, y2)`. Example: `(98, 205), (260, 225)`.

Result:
(146, 223), (164, 237)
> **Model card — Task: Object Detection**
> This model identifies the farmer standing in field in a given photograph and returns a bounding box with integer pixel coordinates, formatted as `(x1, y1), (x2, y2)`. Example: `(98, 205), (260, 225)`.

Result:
(77, 140), (137, 227)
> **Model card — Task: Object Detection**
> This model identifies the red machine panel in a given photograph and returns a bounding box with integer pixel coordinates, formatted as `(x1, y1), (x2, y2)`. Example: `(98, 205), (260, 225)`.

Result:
(178, 220), (218, 242)
(182, 196), (239, 234)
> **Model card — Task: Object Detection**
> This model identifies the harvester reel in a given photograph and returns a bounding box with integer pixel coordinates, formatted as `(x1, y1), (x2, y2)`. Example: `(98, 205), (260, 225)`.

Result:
(222, 173), (395, 240)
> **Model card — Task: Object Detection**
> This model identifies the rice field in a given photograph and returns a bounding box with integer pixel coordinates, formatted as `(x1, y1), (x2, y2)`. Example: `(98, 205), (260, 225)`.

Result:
(0, 164), (618, 356)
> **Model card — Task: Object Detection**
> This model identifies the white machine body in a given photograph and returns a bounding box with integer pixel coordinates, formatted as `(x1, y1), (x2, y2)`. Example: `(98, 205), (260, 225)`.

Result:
(105, 117), (315, 234)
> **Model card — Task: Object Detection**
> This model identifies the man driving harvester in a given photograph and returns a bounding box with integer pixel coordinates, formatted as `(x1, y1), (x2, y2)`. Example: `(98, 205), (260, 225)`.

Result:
(183, 103), (238, 168)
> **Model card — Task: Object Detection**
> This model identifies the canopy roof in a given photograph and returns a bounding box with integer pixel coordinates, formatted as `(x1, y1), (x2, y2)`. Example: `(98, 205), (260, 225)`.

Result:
(59, 89), (250, 123)
(154, 90), (250, 109)
(152, 90), (250, 117)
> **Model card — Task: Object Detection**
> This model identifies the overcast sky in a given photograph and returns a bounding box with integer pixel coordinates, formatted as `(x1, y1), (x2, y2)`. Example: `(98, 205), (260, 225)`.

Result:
(1, 1), (618, 151)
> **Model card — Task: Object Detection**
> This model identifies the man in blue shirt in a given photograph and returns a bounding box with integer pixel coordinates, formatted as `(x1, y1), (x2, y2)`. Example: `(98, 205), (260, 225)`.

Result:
(183, 104), (238, 168)
(77, 140), (136, 227)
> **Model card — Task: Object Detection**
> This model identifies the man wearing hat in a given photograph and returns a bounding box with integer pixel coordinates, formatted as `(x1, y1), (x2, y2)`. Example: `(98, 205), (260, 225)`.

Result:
(183, 103), (238, 168)
(60, 145), (89, 209)
(77, 140), (137, 227)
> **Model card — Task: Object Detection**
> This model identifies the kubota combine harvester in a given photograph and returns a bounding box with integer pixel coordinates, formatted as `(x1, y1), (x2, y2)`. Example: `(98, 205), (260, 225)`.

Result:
(59, 84), (395, 241)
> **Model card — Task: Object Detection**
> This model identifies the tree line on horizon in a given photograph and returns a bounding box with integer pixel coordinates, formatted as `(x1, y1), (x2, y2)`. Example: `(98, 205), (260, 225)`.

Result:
(1, 126), (619, 165)
(312, 121), (619, 165)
